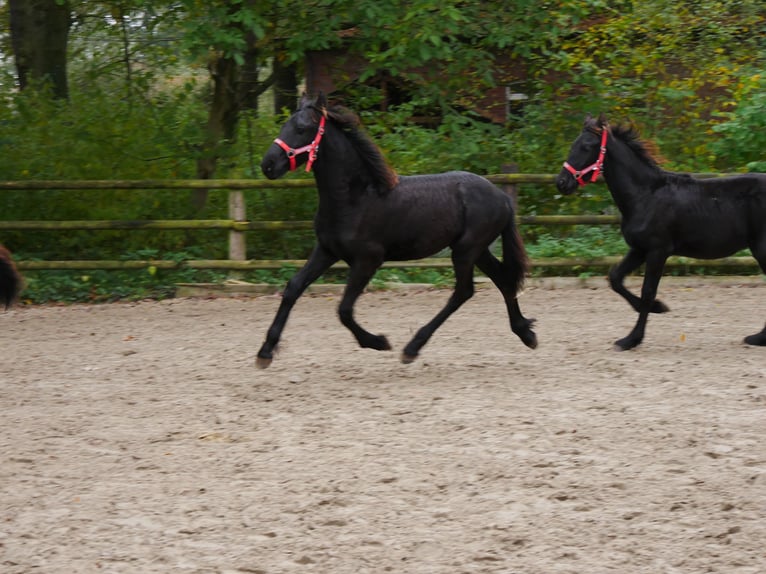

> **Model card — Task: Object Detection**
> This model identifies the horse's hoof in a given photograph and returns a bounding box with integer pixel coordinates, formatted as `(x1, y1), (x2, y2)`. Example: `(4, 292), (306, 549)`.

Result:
(256, 356), (273, 369)
(400, 352), (418, 364)
(363, 334), (391, 351)
(744, 333), (766, 346)
(652, 300), (670, 313)
(614, 337), (640, 351)
(522, 331), (538, 349)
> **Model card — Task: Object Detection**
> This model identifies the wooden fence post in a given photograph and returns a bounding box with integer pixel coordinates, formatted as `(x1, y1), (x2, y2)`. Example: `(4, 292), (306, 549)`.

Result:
(228, 190), (247, 278)
(500, 163), (519, 212)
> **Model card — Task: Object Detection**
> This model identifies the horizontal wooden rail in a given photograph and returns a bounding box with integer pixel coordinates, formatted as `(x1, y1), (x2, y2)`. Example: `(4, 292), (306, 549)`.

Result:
(16, 256), (759, 271)
(0, 179), (317, 190)
(0, 215), (620, 231)
(0, 172), (736, 191)
(0, 219), (316, 231)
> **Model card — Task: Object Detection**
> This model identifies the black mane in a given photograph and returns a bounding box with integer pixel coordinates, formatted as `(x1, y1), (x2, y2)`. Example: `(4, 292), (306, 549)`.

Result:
(324, 105), (399, 193)
(609, 123), (694, 184)
(609, 124), (662, 170)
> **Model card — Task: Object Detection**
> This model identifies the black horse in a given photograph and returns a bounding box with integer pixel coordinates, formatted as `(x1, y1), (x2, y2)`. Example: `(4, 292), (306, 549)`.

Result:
(0, 245), (21, 309)
(556, 114), (766, 349)
(256, 94), (537, 367)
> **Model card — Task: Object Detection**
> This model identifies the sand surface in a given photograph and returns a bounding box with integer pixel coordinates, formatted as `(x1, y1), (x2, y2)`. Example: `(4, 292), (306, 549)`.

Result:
(2, 280), (765, 573)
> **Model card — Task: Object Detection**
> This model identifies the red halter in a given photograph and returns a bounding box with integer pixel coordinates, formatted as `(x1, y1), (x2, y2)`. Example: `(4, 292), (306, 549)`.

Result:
(563, 128), (608, 186)
(273, 115), (326, 172)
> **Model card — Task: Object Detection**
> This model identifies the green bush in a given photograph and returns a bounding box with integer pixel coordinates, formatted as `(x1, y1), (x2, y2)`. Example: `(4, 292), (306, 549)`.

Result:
(711, 73), (766, 172)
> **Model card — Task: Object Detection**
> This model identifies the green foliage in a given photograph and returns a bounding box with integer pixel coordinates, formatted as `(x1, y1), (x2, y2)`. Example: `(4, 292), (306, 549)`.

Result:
(711, 73), (766, 172)
(21, 266), (228, 304)
(179, 0), (266, 61)
(362, 104), (514, 175)
(0, 79), (204, 180)
(525, 227), (626, 259)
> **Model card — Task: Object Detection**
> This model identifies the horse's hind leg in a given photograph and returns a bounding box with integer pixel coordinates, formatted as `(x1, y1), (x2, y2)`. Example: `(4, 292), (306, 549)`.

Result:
(475, 250), (537, 349)
(338, 259), (391, 352)
(609, 247), (669, 313)
(401, 250), (476, 363)
(744, 246), (766, 346)
(256, 244), (338, 368)
(0, 246), (21, 309)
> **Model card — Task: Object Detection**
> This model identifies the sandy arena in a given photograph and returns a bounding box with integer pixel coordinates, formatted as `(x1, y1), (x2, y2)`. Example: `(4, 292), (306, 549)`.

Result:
(2, 278), (765, 573)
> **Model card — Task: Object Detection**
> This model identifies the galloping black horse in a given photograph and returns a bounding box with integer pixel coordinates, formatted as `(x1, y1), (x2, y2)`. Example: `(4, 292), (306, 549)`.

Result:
(256, 94), (537, 367)
(0, 246), (21, 309)
(556, 114), (766, 349)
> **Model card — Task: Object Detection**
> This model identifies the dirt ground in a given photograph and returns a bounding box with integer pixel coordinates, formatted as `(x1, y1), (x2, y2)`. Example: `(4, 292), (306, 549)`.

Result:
(1, 278), (765, 574)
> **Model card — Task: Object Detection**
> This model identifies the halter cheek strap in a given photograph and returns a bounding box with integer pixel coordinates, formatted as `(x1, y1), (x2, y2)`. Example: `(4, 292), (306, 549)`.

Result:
(563, 128), (608, 186)
(274, 115), (327, 172)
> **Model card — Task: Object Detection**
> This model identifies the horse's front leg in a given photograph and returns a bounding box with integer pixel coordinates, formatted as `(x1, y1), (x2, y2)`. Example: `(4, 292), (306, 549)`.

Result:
(609, 247), (669, 314)
(256, 244), (338, 368)
(615, 251), (668, 351)
(338, 258), (391, 351)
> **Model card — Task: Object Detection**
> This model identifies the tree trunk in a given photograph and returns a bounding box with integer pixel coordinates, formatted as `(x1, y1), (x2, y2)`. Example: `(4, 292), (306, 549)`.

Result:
(9, 0), (71, 99)
(273, 58), (298, 114)
(193, 54), (241, 210)
(239, 41), (261, 112)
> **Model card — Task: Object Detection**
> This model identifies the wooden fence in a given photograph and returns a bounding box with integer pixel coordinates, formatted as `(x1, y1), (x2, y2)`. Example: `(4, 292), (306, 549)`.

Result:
(0, 176), (758, 273)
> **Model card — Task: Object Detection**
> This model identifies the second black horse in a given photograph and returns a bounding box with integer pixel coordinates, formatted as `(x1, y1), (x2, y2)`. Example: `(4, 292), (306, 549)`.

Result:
(557, 114), (766, 350)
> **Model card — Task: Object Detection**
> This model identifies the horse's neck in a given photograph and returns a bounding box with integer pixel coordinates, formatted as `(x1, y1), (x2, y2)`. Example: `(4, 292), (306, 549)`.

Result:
(312, 132), (371, 201)
(603, 139), (663, 217)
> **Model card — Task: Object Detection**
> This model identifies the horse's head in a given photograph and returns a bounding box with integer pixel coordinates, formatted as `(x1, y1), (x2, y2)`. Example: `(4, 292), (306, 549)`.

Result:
(261, 93), (328, 179)
(556, 113), (609, 195)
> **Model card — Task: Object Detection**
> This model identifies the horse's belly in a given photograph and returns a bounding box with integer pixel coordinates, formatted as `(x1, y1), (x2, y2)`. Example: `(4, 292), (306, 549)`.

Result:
(674, 235), (745, 259)
(385, 238), (450, 261)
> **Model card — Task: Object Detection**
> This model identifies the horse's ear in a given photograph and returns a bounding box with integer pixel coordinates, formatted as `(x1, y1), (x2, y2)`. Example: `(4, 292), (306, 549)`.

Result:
(597, 113), (609, 130)
(583, 113), (599, 132)
(299, 92), (312, 109)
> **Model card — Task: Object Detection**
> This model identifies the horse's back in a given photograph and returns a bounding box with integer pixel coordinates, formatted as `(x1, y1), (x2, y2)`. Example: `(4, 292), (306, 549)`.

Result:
(397, 170), (510, 207)
(397, 170), (513, 223)
(698, 172), (766, 226)
(698, 172), (766, 198)
(365, 171), (512, 260)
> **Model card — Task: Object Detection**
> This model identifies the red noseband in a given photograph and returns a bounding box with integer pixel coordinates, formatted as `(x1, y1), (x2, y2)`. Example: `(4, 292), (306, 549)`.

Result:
(563, 128), (608, 186)
(273, 115), (326, 172)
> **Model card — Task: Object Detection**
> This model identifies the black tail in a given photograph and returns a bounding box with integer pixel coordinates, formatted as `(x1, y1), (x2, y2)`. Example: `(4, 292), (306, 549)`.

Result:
(501, 213), (529, 295)
(0, 246), (21, 309)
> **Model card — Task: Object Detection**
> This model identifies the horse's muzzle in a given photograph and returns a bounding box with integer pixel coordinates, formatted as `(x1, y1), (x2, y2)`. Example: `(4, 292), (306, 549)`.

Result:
(555, 169), (578, 195)
(260, 146), (286, 180)
(261, 159), (278, 180)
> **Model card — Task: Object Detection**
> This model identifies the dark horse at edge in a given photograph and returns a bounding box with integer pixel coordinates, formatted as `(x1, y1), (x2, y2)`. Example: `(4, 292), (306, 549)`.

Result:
(0, 245), (21, 309)
(256, 94), (537, 367)
(556, 114), (766, 350)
